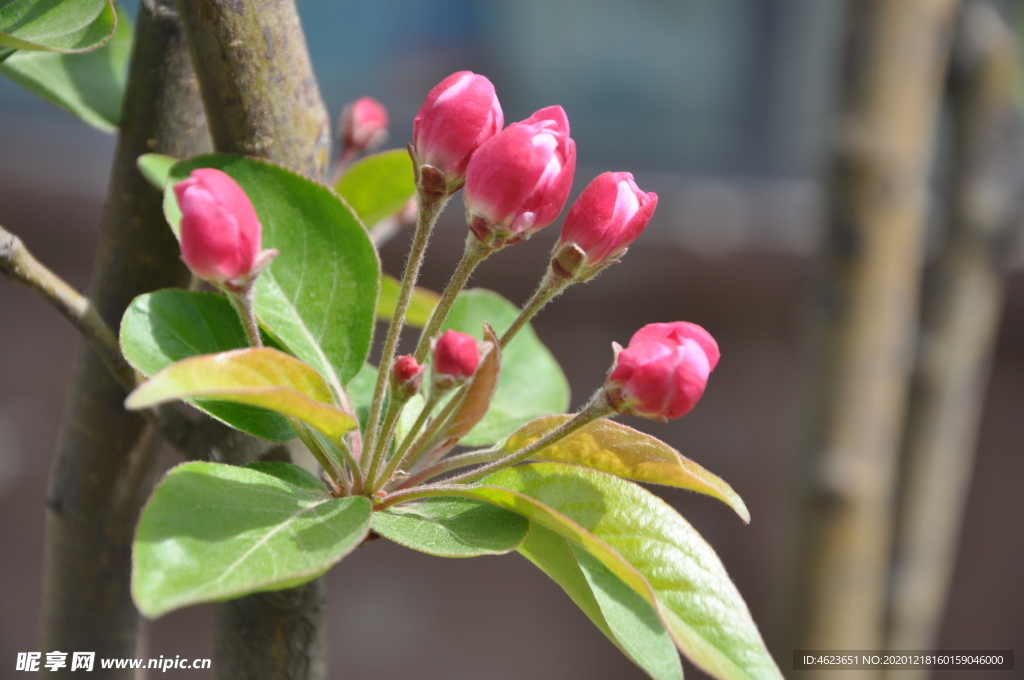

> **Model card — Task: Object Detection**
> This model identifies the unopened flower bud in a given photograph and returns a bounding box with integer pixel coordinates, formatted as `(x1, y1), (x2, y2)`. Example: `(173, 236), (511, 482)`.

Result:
(339, 96), (389, 156)
(392, 355), (425, 397)
(464, 105), (576, 249)
(432, 330), (479, 388)
(412, 72), (503, 193)
(554, 172), (657, 279)
(174, 169), (262, 284)
(604, 322), (719, 420)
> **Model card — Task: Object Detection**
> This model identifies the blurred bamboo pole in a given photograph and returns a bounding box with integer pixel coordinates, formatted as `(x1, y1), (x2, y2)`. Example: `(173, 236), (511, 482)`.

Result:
(886, 3), (1024, 674)
(789, 0), (958, 672)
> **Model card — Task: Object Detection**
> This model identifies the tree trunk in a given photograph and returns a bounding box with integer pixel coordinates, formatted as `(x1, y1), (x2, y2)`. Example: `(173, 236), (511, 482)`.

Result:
(174, 1), (332, 677)
(41, 0), (210, 675)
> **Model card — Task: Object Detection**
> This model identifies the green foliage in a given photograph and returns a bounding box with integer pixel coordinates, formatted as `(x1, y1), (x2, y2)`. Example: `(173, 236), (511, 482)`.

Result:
(376, 274), (438, 327)
(372, 497), (529, 557)
(0, 0), (116, 52)
(0, 2), (129, 131)
(125, 347), (357, 442)
(133, 461), (372, 618)
(137, 153), (176, 189)
(164, 155), (380, 396)
(121, 290), (295, 442)
(334, 149), (416, 227)
(520, 524), (682, 680)
(426, 463), (782, 680)
(442, 289), (570, 445)
(505, 415), (749, 522)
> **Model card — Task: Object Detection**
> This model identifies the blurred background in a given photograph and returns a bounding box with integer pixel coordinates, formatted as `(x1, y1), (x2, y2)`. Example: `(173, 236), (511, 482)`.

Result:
(1, 0), (1022, 678)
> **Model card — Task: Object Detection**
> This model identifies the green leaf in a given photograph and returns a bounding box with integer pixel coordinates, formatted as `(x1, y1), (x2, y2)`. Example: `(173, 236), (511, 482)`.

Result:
(504, 416), (749, 522)
(519, 524), (682, 680)
(0, 2), (129, 131)
(372, 497), (528, 557)
(335, 148), (416, 227)
(133, 461), (371, 617)
(245, 461), (327, 492)
(376, 274), (439, 328)
(347, 362), (377, 429)
(121, 290), (294, 442)
(165, 155), (381, 397)
(137, 153), (177, 190)
(442, 289), (569, 445)
(126, 348), (357, 442)
(0, 0), (117, 52)
(426, 463), (782, 680)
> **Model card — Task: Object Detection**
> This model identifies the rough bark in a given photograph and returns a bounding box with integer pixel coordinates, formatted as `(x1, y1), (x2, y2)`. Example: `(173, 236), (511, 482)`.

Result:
(174, 2), (332, 677)
(886, 2), (1024, 669)
(787, 0), (959, 670)
(41, 0), (211, 675)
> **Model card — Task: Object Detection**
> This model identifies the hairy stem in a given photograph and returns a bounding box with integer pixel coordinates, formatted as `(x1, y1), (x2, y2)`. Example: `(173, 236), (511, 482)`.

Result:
(376, 389), (444, 490)
(446, 393), (614, 485)
(363, 191), (447, 470)
(500, 268), (572, 348)
(412, 233), (494, 362)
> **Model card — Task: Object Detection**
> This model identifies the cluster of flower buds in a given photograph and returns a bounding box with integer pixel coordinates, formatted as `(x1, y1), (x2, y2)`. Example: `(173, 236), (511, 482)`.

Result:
(432, 330), (480, 390)
(339, 96), (389, 157)
(603, 322), (720, 421)
(173, 168), (276, 290)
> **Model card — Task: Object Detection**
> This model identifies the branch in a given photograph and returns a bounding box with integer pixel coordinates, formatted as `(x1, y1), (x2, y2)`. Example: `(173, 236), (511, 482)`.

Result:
(41, 0), (212, 670)
(1, 224), (136, 391)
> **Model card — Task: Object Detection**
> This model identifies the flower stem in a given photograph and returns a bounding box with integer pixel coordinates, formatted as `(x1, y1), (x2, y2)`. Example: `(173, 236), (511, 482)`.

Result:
(227, 287), (263, 348)
(412, 233), (494, 363)
(376, 389), (444, 489)
(500, 268), (573, 349)
(363, 190), (447, 469)
(444, 392), (614, 485)
(363, 393), (409, 493)
(393, 445), (502, 489)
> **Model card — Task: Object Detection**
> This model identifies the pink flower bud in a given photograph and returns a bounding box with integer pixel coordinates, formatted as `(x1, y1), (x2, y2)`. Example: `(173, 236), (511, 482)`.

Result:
(604, 322), (719, 420)
(464, 105), (576, 247)
(174, 168), (262, 284)
(392, 355), (425, 396)
(558, 172), (658, 265)
(340, 96), (389, 155)
(433, 330), (480, 380)
(412, 72), (503, 188)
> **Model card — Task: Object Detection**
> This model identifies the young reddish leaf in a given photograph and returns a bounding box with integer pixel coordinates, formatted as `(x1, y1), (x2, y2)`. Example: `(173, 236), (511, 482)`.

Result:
(504, 416), (749, 522)
(421, 463), (782, 680)
(440, 323), (501, 442)
(125, 348), (356, 441)
(376, 274), (439, 327)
